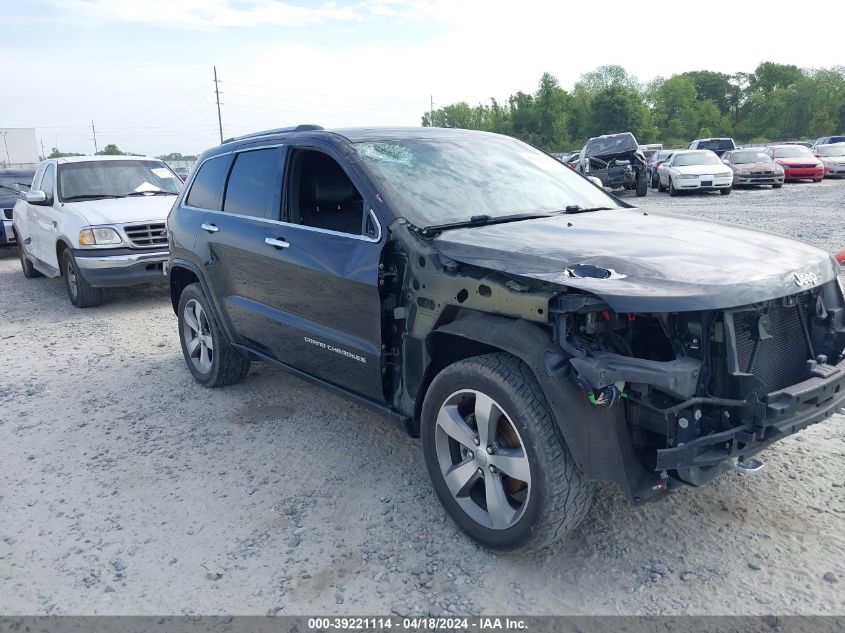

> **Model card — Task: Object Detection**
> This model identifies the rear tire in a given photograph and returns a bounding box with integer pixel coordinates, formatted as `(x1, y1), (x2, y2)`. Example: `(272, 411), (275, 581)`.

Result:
(421, 352), (594, 552)
(62, 250), (102, 308)
(17, 234), (44, 279)
(177, 283), (250, 387)
(651, 172), (659, 189)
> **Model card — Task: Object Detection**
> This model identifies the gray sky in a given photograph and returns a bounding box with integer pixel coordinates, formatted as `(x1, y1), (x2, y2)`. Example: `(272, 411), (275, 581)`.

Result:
(3, 0), (843, 157)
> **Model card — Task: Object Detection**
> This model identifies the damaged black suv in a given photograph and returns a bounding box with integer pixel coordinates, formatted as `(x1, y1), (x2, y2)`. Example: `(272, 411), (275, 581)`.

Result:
(167, 126), (845, 552)
(576, 132), (649, 196)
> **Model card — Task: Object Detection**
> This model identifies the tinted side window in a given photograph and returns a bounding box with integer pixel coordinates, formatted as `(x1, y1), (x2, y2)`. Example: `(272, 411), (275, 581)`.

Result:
(223, 149), (280, 219)
(40, 164), (55, 202)
(186, 155), (233, 210)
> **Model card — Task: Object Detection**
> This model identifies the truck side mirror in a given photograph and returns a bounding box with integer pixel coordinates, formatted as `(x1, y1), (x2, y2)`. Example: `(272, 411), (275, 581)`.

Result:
(24, 190), (48, 205)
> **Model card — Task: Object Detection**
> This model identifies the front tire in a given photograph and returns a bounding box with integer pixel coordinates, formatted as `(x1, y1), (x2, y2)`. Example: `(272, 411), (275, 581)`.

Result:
(773, 183), (783, 189)
(177, 283), (250, 387)
(635, 174), (648, 197)
(720, 187), (731, 195)
(17, 234), (44, 279)
(62, 250), (102, 308)
(421, 353), (594, 552)
(669, 177), (679, 196)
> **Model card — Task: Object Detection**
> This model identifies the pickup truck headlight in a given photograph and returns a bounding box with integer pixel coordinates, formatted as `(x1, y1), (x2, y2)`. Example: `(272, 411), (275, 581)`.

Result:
(79, 227), (122, 246)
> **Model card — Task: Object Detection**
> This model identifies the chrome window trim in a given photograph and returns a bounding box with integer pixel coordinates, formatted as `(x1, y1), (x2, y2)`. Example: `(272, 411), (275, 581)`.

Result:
(180, 204), (383, 243)
(182, 142), (383, 244)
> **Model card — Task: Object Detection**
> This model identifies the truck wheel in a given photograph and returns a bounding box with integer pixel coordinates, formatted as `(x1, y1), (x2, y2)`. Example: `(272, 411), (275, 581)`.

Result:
(669, 178), (679, 196)
(17, 235), (44, 279)
(421, 353), (594, 552)
(177, 283), (250, 387)
(720, 187), (731, 195)
(636, 174), (648, 197)
(62, 250), (102, 308)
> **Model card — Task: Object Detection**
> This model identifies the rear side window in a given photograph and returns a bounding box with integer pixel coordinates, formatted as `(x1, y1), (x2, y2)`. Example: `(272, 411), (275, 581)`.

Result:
(186, 155), (233, 210)
(223, 149), (280, 219)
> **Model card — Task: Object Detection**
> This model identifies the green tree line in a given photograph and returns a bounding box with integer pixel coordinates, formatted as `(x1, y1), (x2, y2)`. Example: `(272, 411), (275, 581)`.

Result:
(422, 62), (845, 151)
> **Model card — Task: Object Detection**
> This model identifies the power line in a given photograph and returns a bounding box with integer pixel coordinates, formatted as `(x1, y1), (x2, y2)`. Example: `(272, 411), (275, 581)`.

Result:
(214, 66), (224, 144)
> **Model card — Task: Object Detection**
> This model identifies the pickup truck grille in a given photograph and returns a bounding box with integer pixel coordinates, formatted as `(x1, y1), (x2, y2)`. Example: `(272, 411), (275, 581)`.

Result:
(124, 223), (167, 248)
(733, 296), (810, 392)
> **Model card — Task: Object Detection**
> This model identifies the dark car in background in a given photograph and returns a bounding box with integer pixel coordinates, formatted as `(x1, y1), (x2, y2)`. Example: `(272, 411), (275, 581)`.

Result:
(0, 169), (34, 246)
(688, 137), (737, 156)
(166, 125), (845, 552)
(812, 135), (845, 149)
(647, 149), (675, 188)
(576, 132), (648, 196)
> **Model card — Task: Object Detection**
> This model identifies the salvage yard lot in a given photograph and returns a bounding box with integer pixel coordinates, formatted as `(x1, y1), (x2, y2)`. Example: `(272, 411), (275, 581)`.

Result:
(1, 180), (843, 616)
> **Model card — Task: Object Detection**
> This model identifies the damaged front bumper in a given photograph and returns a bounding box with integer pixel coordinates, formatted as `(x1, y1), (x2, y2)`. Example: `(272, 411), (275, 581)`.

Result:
(654, 358), (845, 482)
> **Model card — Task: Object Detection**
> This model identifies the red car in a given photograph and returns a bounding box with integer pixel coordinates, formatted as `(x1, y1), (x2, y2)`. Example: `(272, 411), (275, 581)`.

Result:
(766, 145), (824, 182)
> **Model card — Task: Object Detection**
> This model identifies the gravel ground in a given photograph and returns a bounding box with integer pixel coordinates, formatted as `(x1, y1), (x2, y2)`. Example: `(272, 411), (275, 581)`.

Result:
(1, 180), (843, 616)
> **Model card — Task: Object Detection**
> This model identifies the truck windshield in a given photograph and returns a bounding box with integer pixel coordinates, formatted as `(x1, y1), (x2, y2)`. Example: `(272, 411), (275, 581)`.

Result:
(354, 136), (619, 227)
(58, 160), (182, 200)
(697, 139), (735, 151)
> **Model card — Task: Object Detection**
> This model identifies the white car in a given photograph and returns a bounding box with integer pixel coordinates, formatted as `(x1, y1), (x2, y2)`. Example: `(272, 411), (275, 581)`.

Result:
(657, 150), (733, 196)
(814, 143), (845, 178)
(12, 155), (181, 307)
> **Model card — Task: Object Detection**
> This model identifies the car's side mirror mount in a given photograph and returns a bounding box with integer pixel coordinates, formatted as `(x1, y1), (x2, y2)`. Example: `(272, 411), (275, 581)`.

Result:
(25, 190), (48, 205)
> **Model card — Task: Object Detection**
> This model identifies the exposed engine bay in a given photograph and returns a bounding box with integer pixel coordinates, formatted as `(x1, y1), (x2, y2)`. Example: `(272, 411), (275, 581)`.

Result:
(554, 282), (845, 487)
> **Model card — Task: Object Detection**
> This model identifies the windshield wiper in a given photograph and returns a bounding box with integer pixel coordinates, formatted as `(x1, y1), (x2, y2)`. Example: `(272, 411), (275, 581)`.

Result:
(422, 212), (560, 235)
(564, 205), (615, 214)
(61, 194), (125, 201)
(125, 190), (176, 197)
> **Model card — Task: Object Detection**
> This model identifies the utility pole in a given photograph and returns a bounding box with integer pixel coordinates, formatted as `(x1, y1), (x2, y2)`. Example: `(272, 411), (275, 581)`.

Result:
(1, 132), (9, 167)
(430, 95), (434, 127)
(41, 138), (45, 160)
(214, 66), (224, 143)
(91, 120), (98, 154)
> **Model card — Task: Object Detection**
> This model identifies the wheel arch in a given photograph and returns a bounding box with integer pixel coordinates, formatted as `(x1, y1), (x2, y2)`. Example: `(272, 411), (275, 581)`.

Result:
(55, 237), (73, 268)
(169, 263), (201, 314)
(418, 313), (657, 499)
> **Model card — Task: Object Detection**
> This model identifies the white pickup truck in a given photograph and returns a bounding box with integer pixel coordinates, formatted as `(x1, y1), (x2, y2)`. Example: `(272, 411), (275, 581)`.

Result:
(12, 155), (181, 307)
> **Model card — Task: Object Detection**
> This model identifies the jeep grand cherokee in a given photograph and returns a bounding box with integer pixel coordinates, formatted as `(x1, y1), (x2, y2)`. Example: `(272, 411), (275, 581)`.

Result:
(166, 125), (845, 552)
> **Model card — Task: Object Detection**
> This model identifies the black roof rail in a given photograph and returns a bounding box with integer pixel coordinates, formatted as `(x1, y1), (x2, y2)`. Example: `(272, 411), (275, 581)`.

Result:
(223, 125), (324, 144)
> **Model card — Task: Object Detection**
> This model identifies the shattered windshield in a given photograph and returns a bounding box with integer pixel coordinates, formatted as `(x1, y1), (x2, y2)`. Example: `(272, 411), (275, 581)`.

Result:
(354, 135), (620, 227)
